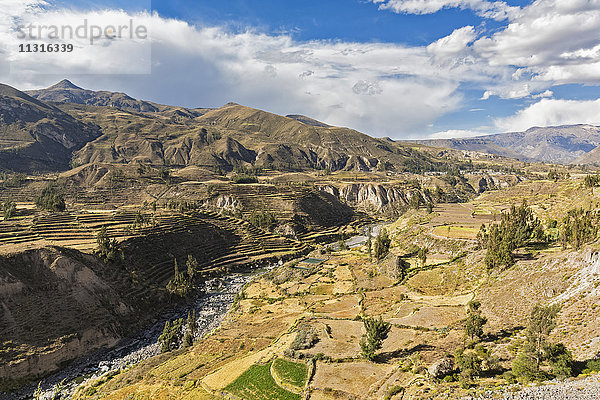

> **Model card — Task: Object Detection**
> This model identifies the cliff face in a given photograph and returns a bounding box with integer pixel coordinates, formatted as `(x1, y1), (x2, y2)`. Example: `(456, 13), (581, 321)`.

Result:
(318, 183), (431, 214)
(0, 247), (129, 379)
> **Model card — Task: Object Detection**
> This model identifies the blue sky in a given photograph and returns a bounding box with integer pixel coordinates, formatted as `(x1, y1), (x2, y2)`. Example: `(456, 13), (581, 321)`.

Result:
(3, 0), (600, 138)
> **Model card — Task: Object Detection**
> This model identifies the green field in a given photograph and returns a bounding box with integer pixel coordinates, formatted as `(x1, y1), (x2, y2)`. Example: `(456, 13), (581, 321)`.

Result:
(225, 362), (300, 400)
(272, 358), (308, 389)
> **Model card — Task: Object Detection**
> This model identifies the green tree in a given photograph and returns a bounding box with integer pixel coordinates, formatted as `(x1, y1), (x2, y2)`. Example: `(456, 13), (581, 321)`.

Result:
(484, 201), (544, 270)
(2, 198), (16, 220)
(35, 183), (66, 212)
(584, 174), (600, 188)
(183, 309), (197, 348)
(417, 247), (429, 267)
(512, 304), (572, 382)
(454, 348), (482, 388)
(186, 255), (199, 281)
(166, 259), (192, 297)
(360, 316), (391, 361)
(96, 226), (122, 263)
(464, 300), (487, 341)
(484, 224), (514, 270)
(158, 318), (185, 352)
(559, 208), (598, 250)
(396, 257), (410, 282)
(373, 229), (391, 260)
(409, 193), (421, 210)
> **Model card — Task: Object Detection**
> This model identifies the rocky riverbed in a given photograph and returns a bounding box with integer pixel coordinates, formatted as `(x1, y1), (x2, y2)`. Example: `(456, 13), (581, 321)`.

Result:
(1, 266), (274, 400)
(464, 375), (600, 400)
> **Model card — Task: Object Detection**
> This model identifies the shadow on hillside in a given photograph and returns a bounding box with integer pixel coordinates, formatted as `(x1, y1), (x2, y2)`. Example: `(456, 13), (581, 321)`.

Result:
(377, 343), (435, 363)
(483, 326), (524, 343)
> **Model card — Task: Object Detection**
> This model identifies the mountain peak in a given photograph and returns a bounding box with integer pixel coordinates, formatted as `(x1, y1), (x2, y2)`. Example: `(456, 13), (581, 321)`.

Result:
(48, 79), (83, 90)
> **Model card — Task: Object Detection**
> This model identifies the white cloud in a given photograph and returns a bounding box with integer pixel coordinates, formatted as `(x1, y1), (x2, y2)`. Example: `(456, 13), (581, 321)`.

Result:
(427, 26), (476, 59)
(495, 98), (600, 132)
(0, 4), (465, 137)
(371, 0), (518, 20)
(1, 0), (599, 138)
(427, 129), (489, 139)
(473, 0), (600, 87)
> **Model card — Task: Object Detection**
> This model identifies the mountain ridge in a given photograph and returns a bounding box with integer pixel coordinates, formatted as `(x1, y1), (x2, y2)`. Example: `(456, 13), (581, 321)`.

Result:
(412, 124), (600, 164)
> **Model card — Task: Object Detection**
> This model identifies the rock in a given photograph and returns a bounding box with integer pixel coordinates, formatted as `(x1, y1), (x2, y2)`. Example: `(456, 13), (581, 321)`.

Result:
(428, 358), (455, 378)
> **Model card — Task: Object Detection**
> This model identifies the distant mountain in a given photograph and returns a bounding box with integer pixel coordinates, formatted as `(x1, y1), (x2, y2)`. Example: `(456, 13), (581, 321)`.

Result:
(1, 79), (509, 174)
(26, 79), (162, 113)
(414, 125), (600, 164)
(0, 83), (100, 172)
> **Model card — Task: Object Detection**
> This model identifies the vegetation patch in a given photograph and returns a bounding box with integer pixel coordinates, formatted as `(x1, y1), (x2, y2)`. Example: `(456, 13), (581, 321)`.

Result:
(225, 362), (300, 400)
(272, 358), (308, 390)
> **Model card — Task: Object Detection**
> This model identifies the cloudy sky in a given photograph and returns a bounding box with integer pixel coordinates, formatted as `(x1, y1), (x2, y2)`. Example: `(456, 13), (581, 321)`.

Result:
(1, 0), (599, 139)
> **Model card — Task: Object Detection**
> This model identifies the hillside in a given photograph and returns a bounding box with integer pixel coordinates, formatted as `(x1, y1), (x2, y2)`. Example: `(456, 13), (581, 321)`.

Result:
(66, 176), (600, 400)
(413, 125), (600, 164)
(0, 84), (100, 172)
(3, 80), (508, 175)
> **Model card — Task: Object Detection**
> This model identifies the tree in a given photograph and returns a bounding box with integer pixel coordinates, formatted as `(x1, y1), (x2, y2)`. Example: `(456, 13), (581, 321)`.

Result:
(2, 198), (16, 220)
(409, 193), (421, 210)
(396, 257), (410, 282)
(464, 300), (487, 341)
(559, 208), (598, 250)
(183, 309), (197, 347)
(483, 201), (544, 270)
(526, 304), (560, 368)
(512, 304), (572, 382)
(360, 316), (391, 361)
(417, 247), (429, 267)
(35, 183), (66, 212)
(373, 229), (391, 260)
(454, 348), (482, 388)
(158, 318), (185, 352)
(186, 255), (198, 281)
(584, 174), (600, 188)
(167, 258), (192, 297)
(96, 226), (122, 263)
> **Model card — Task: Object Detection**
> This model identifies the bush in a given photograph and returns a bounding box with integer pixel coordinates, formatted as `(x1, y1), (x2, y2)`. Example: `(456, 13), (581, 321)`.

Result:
(248, 210), (277, 229)
(454, 348), (482, 388)
(290, 324), (319, 351)
(35, 183), (66, 212)
(384, 385), (404, 400)
(231, 174), (258, 184)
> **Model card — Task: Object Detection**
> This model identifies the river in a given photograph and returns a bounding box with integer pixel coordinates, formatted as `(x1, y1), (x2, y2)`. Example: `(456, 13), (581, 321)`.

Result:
(2, 223), (387, 400)
(1, 266), (275, 400)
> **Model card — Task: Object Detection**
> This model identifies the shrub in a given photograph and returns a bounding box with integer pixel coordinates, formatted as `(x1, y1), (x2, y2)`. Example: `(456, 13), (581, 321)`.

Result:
(290, 324), (319, 351)
(248, 210), (277, 229)
(231, 174), (258, 184)
(454, 348), (482, 388)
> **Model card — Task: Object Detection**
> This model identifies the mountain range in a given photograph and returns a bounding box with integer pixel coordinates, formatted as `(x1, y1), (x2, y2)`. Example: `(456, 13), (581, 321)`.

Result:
(0, 80), (467, 174)
(412, 125), (600, 165)
(1, 79), (599, 174)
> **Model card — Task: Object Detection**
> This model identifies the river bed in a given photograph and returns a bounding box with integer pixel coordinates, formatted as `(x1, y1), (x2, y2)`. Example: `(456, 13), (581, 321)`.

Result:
(1, 265), (275, 400)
